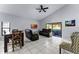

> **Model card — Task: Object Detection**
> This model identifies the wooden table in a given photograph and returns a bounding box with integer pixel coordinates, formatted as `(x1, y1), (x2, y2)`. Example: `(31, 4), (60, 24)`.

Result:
(4, 32), (24, 53)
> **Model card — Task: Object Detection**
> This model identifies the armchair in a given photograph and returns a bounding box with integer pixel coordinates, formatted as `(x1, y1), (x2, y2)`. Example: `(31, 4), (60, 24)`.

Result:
(59, 32), (79, 54)
(25, 29), (39, 41)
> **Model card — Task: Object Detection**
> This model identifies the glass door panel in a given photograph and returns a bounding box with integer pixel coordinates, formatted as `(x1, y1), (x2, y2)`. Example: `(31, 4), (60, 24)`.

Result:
(46, 24), (52, 29)
(52, 22), (62, 37)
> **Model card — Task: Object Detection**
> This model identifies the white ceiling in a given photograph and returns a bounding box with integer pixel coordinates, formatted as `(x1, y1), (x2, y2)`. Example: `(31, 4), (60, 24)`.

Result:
(0, 4), (65, 20)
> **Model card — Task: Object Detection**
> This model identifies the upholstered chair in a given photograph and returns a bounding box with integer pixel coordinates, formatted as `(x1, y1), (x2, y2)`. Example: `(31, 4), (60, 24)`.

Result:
(25, 29), (39, 41)
(59, 32), (79, 54)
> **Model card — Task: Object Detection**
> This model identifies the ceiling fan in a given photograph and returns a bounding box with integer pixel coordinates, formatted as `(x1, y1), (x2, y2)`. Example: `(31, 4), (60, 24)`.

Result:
(36, 5), (48, 12)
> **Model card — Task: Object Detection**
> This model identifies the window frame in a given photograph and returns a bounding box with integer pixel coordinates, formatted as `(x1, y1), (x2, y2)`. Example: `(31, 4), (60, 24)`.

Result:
(1, 22), (10, 36)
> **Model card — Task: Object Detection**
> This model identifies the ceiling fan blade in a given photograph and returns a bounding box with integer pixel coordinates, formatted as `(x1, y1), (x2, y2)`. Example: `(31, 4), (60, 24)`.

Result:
(40, 5), (43, 9)
(43, 9), (46, 12)
(44, 7), (48, 9)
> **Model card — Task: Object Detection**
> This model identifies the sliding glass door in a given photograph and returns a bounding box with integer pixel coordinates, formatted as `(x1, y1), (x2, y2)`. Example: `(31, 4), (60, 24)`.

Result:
(46, 23), (52, 29)
(46, 22), (62, 37)
(52, 22), (62, 37)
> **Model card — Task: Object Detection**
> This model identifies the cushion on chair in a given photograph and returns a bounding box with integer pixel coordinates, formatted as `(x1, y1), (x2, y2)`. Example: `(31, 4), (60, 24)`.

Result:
(60, 42), (72, 52)
(71, 32), (79, 53)
(71, 32), (78, 47)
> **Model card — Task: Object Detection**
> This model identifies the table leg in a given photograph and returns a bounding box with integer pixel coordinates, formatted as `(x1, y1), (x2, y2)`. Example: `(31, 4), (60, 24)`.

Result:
(4, 35), (8, 53)
(22, 33), (24, 46)
(59, 47), (61, 54)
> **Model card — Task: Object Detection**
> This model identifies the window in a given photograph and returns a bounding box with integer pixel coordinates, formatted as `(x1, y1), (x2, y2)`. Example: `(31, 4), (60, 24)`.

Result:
(46, 23), (52, 29)
(1, 22), (10, 35)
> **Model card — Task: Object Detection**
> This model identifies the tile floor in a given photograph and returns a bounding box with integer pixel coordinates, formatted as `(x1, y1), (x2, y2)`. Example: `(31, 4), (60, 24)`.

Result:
(0, 41), (4, 54)
(0, 36), (72, 54)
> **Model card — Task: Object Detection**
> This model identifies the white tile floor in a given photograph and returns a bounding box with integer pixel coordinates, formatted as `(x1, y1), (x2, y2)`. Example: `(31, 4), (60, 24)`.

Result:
(0, 36), (72, 54)
(0, 41), (4, 54)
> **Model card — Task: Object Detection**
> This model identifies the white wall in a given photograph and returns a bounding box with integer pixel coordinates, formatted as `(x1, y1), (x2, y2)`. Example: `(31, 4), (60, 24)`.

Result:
(0, 12), (38, 40)
(38, 5), (79, 41)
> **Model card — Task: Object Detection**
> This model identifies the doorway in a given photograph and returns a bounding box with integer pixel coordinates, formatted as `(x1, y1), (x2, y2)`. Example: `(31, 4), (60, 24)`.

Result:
(52, 22), (62, 37)
(46, 22), (62, 37)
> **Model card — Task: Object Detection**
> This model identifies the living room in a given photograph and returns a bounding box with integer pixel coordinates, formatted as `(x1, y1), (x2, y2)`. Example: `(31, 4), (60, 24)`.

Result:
(0, 4), (79, 54)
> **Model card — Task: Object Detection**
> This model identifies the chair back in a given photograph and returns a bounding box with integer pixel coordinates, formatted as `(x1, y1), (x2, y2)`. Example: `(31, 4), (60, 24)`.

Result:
(42, 29), (51, 33)
(25, 29), (32, 39)
(12, 31), (22, 40)
(12, 29), (18, 33)
(71, 32), (79, 53)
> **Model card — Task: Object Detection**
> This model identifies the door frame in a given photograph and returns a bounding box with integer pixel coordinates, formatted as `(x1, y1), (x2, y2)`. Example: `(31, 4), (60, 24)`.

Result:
(46, 22), (62, 37)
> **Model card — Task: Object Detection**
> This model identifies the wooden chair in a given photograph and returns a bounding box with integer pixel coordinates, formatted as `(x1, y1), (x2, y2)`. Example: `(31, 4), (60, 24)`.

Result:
(12, 31), (22, 52)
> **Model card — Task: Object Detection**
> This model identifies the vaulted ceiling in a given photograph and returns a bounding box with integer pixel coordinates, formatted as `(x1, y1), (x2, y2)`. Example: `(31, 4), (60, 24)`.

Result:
(0, 4), (65, 20)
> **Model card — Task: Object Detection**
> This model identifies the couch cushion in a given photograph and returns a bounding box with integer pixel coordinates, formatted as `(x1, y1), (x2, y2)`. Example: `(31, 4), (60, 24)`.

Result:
(42, 29), (51, 33)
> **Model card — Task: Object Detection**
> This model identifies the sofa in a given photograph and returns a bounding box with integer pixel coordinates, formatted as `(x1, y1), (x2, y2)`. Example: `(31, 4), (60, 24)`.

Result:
(25, 29), (39, 41)
(39, 29), (51, 37)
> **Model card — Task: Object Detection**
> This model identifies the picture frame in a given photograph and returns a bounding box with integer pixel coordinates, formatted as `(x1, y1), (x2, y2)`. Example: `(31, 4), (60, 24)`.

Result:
(65, 20), (75, 26)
